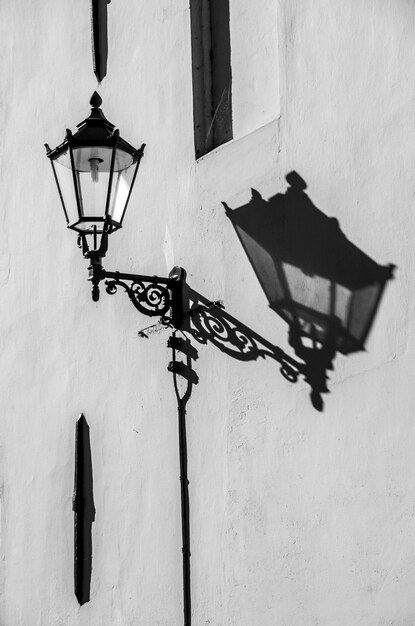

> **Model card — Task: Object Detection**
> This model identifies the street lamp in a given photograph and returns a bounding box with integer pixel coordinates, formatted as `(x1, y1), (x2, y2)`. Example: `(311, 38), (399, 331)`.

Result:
(46, 93), (191, 621)
(45, 91), (143, 251)
(45, 93), (184, 328)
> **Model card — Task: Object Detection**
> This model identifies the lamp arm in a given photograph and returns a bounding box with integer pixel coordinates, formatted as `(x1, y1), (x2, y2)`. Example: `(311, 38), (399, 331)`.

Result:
(104, 270), (174, 285)
(87, 261), (185, 329)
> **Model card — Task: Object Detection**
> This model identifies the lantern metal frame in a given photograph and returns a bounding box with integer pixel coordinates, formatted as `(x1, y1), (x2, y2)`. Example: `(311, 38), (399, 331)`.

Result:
(45, 92), (145, 244)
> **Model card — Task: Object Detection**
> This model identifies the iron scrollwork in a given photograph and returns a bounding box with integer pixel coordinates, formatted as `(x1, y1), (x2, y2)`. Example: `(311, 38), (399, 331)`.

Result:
(96, 266), (185, 329)
(183, 288), (303, 385)
(105, 275), (172, 322)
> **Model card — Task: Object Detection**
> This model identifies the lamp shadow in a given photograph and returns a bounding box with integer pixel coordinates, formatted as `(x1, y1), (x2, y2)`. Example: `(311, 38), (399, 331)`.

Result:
(221, 171), (395, 410)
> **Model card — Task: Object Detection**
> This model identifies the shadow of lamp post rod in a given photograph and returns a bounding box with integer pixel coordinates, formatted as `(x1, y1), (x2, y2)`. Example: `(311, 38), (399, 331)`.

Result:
(224, 171), (395, 410)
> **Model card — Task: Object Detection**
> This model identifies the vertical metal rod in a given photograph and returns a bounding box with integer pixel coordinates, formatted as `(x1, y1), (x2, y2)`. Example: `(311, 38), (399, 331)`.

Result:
(177, 396), (191, 626)
(170, 337), (192, 625)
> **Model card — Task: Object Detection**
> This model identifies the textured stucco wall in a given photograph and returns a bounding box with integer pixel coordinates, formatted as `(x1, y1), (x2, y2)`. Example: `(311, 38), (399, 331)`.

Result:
(1, 1), (414, 624)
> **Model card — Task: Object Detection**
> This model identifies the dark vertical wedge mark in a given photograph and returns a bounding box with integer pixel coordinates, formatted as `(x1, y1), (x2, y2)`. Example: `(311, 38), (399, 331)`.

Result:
(190, 0), (233, 157)
(90, 0), (111, 82)
(72, 414), (95, 606)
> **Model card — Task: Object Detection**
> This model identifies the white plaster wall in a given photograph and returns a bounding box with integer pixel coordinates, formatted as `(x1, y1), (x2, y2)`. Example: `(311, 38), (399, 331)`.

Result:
(229, 0), (280, 137)
(1, 1), (415, 624)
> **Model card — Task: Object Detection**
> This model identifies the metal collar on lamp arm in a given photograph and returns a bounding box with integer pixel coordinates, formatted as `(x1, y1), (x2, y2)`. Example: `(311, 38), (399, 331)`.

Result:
(45, 92), (185, 329)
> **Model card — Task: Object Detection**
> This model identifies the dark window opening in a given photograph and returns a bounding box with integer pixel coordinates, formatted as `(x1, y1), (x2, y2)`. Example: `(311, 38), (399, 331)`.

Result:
(190, 0), (233, 158)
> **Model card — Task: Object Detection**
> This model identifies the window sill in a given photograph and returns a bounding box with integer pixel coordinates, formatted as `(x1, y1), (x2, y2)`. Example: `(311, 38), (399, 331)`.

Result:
(195, 117), (281, 201)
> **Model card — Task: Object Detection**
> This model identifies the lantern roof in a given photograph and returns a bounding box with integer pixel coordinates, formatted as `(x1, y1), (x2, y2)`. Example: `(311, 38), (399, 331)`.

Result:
(72, 91), (115, 141)
(46, 92), (142, 160)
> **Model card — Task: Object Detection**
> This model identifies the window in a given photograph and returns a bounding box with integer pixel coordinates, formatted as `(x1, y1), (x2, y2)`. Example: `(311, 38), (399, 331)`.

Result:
(190, 0), (233, 158)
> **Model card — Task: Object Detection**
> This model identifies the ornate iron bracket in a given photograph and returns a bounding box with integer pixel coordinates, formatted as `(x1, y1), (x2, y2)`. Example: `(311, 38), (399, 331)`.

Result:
(105, 267), (185, 329)
(79, 226), (185, 328)
(85, 253), (186, 330)
(183, 287), (304, 386)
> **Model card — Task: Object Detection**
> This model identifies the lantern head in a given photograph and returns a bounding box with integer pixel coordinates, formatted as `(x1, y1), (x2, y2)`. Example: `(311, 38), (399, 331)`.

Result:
(45, 92), (145, 257)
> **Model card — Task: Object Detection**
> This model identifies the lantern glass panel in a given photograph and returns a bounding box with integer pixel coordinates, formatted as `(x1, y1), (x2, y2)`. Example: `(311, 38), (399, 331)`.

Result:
(72, 145), (114, 172)
(72, 146), (113, 222)
(107, 149), (138, 224)
(52, 150), (79, 225)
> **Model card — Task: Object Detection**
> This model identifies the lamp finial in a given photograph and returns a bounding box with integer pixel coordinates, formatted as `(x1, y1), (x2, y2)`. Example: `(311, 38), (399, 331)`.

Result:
(90, 91), (102, 109)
